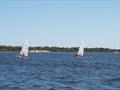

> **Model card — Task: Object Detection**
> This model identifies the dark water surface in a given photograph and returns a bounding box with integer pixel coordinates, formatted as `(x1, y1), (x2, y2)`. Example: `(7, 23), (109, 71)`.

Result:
(0, 52), (120, 90)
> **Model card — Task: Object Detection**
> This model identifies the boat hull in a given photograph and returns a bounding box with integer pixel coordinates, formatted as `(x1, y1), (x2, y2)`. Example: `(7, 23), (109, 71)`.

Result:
(74, 54), (83, 59)
(16, 55), (28, 59)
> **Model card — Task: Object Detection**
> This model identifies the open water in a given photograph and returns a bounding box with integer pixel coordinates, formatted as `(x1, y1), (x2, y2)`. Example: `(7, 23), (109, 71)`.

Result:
(0, 52), (120, 90)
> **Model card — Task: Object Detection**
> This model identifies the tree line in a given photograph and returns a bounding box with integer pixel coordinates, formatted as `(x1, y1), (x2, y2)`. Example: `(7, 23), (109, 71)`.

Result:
(0, 45), (119, 52)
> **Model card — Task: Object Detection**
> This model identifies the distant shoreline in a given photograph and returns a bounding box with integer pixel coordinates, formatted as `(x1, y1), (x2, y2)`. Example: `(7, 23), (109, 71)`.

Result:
(0, 45), (119, 52)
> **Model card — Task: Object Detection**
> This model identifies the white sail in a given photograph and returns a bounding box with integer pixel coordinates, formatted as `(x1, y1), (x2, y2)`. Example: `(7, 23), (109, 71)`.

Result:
(19, 39), (29, 57)
(77, 41), (84, 56)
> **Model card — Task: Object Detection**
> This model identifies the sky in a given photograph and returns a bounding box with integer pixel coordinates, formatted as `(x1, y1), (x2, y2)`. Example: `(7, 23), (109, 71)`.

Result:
(0, 0), (120, 49)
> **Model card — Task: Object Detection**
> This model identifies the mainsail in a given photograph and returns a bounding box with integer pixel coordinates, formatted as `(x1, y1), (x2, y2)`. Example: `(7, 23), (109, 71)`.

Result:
(19, 39), (29, 57)
(77, 41), (84, 56)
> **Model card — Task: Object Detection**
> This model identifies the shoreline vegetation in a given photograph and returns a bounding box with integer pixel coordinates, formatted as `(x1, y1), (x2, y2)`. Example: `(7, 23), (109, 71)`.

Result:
(0, 45), (119, 52)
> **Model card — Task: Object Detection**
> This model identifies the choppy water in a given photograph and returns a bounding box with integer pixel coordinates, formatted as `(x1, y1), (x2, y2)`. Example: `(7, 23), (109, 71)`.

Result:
(0, 52), (120, 90)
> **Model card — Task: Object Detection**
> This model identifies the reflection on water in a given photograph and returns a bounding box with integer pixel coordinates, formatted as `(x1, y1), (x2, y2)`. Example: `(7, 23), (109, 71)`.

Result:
(0, 52), (120, 90)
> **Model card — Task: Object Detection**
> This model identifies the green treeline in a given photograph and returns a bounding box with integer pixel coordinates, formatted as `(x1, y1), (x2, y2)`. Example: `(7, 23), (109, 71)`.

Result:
(0, 45), (119, 52)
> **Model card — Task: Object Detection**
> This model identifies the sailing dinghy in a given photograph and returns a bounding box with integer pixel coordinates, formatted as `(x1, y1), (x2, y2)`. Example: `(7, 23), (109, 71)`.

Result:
(17, 39), (29, 59)
(75, 41), (84, 58)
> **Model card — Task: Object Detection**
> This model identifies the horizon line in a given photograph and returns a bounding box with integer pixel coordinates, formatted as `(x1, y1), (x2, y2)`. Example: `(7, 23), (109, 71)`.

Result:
(0, 45), (119, 50)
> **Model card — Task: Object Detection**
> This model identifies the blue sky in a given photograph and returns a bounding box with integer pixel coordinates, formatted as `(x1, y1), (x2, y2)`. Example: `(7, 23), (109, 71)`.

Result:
(0, 0), (120, 49)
